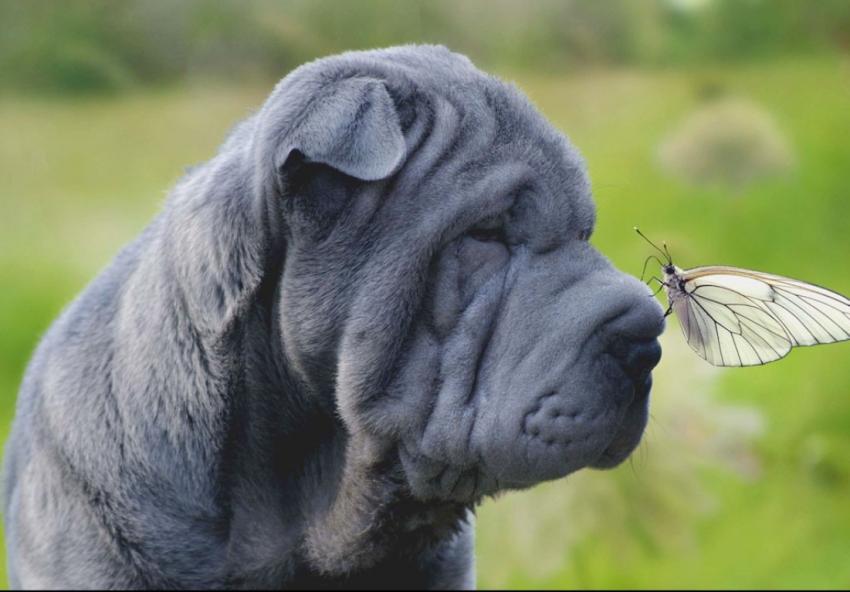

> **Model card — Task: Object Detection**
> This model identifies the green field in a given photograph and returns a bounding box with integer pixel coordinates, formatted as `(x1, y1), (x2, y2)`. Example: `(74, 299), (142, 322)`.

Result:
(2, 57), (849, 588)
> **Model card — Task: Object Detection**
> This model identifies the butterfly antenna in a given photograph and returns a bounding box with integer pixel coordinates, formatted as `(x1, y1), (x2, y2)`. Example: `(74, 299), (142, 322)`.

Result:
(634, 226), (671, 264)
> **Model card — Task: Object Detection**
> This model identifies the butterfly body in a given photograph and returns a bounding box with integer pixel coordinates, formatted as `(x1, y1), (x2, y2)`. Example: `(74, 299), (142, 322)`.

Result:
(661, 264), (686, 296)
(636, 228), (850, 367)
(660, 263), (690, 318)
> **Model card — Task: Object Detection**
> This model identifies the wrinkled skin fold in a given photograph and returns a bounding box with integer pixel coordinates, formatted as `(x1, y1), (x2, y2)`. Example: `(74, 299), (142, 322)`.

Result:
(3, 45), (664, 589)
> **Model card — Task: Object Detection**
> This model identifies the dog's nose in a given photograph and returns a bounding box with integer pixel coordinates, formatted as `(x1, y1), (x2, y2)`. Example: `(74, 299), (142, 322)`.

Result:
(604, 293), (665, 381)
(612, 338), (662, 381)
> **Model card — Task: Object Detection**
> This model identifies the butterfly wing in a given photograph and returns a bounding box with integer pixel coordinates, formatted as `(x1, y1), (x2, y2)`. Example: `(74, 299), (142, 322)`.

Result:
(673, 274), (791, 366)
(674, 266), (850, 367)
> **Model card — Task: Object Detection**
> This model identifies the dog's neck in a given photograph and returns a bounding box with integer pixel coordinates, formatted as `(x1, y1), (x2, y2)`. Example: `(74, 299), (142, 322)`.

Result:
(226, 272), (471, 581)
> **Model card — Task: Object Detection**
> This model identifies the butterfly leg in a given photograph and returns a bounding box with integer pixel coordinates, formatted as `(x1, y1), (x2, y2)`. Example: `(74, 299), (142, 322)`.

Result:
(646, 276), (667, 298)
(663, 303), (673, 317)
(640, 255), (665, 283)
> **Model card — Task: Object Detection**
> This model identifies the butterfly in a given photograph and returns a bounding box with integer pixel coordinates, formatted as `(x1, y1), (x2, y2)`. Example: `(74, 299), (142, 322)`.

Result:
(635, 227), (850, 367)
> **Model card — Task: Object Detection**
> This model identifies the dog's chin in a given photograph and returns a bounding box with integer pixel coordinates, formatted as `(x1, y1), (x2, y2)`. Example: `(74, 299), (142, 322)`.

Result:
(589, 374), (652, 469)
(396, 362), (654, 502)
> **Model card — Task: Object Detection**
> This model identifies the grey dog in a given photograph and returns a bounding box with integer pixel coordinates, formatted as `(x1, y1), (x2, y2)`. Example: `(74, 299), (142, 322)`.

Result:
(3, 45), (664, 589)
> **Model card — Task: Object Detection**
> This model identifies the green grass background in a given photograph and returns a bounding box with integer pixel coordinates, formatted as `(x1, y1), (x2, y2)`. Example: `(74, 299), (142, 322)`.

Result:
(1, 56), (849, 588)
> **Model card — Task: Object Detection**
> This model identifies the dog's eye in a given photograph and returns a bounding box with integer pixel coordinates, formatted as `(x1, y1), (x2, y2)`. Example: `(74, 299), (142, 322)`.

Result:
(467, 217), (507, 243)
(578, 228), (592, 241)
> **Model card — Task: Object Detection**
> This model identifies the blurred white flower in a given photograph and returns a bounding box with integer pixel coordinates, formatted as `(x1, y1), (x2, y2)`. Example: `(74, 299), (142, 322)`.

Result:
(657, 97), (795, 189)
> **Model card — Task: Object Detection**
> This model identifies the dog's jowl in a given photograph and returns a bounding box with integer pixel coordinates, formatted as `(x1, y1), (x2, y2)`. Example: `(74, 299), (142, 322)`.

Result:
(3, 45), (664, 589)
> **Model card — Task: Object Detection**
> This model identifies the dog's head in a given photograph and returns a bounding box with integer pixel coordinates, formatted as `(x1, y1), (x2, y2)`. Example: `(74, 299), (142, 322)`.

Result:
(254, 46), (664, 501)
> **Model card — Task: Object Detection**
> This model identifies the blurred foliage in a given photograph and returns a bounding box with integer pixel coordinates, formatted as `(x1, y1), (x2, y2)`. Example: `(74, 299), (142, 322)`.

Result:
(2, 0), (850, 94)
(1, 0), (850, 589)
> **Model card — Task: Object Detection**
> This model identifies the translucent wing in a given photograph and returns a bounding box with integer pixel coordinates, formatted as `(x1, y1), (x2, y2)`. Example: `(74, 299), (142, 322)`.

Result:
(674, 266), (850, 367)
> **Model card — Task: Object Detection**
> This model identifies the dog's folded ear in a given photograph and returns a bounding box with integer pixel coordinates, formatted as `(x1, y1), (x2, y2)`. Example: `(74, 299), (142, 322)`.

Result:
(274, 76), (406, 182)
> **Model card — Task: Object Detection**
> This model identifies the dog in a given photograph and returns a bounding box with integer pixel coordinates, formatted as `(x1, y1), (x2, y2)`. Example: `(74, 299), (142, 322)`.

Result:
(3, 45), (664, 589)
